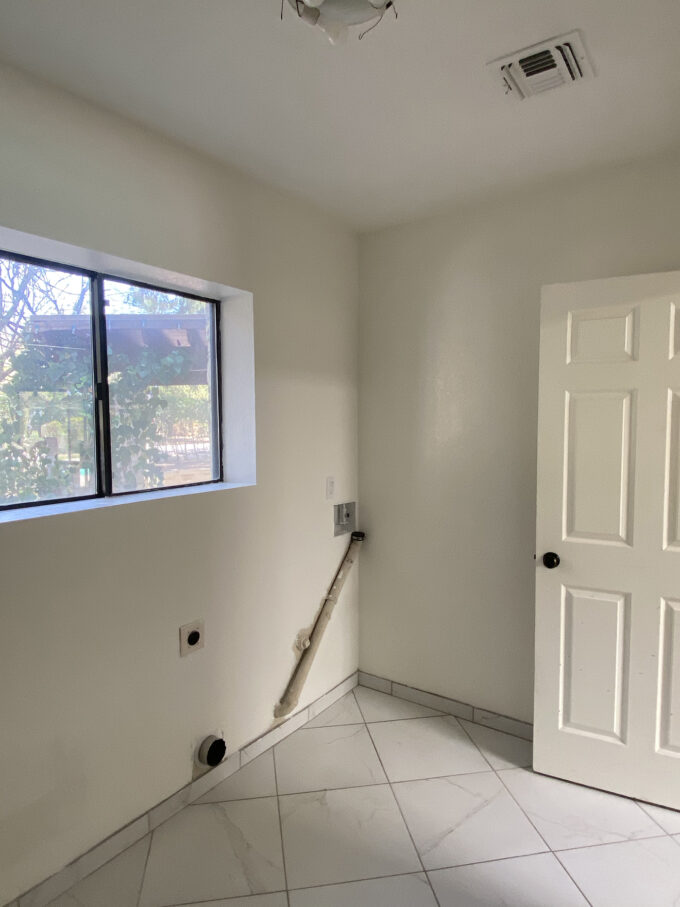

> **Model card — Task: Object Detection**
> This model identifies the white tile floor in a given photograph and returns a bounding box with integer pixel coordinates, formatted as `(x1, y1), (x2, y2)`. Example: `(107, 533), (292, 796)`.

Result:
(46, 687), (680, 907)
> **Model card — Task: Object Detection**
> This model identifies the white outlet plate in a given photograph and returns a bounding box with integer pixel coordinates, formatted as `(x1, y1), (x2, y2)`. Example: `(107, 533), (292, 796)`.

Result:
(325, 476), (335, 500)
(179, 619), (205, 657)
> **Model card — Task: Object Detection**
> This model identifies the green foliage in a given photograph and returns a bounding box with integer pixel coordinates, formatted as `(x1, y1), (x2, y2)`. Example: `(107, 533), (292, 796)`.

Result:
(0, 410), (73, 504)
(107, 346), (194, 492)
(0, 343), (93, 504)
(1, 259), (212, 505)
(156, 384), (210, 439)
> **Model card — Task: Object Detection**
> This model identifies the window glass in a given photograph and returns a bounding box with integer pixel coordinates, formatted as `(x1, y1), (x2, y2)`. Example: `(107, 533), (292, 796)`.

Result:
(103, 279), (220, 493)
(0, 256), (96, 506)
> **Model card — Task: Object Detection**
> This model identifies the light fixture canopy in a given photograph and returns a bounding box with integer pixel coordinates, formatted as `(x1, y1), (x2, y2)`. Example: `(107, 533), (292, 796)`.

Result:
(285, 0), (397, 44)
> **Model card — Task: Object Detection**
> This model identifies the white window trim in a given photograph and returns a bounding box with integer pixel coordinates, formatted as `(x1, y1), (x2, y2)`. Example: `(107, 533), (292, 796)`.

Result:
(0, 225), (256, 522)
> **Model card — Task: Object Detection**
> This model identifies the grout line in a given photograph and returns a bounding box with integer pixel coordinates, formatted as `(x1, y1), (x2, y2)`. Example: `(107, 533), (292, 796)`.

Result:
(470, 737), (594, 907)
(281, 831), (680, 895)
(425, 848), (559, 874)
(188, 792), (280, 806)
(134, 830), (154, 907)
(276, 766), (554, 800)
(293, 722), (366, 732)
(359, 674), (533, 742)
(349, 687), (364, 720)
(497, 767), (678, 844)
(272, 743), (291, 907)
(351, 686), (368, 723)
(635, 801), (676, 838)
(552, 850), (599, 907)
(285, 869), (439, 894)
(454, 720), (590, 904)
(463, 743), (594, 907)
(449, 716), (495, 772)
(363, 713), (448, 724)
(171, 893), (289, 905)
(361, 717), (442, 907)
(551, 832), (671, 853)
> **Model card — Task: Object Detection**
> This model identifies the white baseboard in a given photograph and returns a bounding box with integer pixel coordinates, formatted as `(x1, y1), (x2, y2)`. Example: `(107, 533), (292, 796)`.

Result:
(11, 671), (358, 907)
(358, 671), (533, 741)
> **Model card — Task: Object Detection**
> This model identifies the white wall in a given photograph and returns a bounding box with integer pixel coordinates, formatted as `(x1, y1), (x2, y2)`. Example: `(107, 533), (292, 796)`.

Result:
(0, 64), (358, 904)
(359, 151), (680, 725)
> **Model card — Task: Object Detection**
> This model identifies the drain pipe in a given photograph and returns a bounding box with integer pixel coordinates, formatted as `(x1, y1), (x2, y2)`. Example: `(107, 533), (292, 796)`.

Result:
(274, 531), (365, 719)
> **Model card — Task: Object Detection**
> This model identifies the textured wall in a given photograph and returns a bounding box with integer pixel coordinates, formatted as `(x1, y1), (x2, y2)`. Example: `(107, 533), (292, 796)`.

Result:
(359, 151), (680, 723)
(0, 64), (359, 904)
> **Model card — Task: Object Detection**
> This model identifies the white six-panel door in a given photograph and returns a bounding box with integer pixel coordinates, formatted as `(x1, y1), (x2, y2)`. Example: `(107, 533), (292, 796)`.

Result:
(534, 271), (680, 809)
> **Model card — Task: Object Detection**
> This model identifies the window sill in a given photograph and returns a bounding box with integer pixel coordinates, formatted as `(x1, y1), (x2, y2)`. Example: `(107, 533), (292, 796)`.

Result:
(0, 481), (253, 525)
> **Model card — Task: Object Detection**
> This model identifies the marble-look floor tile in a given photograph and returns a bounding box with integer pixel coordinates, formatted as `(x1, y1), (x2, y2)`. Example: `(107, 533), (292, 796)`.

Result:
(48, 837), (150, 907)
(174, 896), (288, 907)
(429, 853), (589, 907)
(369, 716), (489, 782)
(279, 784), (421, 889)
(289, 873), (438, 906)
(394, 772), (547, 869)
(138, 799), (284, 906)
(500, 769), (663, 851)
(459, 720), (532, 770)
(354, 687), (442, 722)
(274, 725), (386, 794)
(305, 693), (364, 728)
(637, 801), (680, 835)
(195, 751), (276, 804)
(558, 837), (680, 906)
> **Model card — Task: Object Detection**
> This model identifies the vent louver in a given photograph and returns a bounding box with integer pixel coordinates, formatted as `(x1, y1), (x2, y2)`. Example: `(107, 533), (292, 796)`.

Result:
(489, 31), (593, 100)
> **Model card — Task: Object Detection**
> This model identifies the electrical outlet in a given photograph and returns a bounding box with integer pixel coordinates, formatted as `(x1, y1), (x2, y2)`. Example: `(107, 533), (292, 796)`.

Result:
(179, 619), (205, 657)
(325, 476), (335, 500)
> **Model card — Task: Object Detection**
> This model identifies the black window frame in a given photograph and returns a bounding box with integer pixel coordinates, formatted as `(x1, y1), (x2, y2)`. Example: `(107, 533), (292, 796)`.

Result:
(0, 249), (224, 512)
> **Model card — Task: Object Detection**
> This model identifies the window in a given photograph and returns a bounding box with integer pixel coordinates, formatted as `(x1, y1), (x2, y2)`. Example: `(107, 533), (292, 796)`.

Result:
(0, 252), (222, 510)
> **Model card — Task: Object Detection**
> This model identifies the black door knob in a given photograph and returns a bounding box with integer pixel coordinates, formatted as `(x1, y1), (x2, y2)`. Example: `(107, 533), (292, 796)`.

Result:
(542, 552), (560, 569)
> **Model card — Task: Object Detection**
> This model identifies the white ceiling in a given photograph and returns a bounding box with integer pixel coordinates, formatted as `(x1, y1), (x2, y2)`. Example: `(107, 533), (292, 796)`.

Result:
(1, 0), (680, 229)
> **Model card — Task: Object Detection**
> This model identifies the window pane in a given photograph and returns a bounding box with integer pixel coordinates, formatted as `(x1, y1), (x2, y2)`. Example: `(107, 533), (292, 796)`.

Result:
(0, 256), (96, 506)
(103, 280), (220, 493)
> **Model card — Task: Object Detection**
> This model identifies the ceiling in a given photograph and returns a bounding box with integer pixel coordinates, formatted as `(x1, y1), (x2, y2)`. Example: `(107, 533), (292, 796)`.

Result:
(1, 0), (680, 229)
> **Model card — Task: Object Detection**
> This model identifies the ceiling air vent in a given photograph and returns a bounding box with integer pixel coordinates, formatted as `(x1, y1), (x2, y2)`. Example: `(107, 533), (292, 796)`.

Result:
(489, 31), (594, 100)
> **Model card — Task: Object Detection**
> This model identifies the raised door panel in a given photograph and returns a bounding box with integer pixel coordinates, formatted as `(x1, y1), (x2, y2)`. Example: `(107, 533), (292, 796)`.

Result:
(657, 599), (680, 756)
(567, 306), (638, 364)
(664, 391), (680, 550)
(563, 391), (635, 545)
(560, 586), (630, 743)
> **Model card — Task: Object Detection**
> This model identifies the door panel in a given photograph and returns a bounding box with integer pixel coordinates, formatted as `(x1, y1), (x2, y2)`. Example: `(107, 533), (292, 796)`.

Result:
(657, 598), (680, 755)
(535, 271), (680, 809)
(567, 305), (638, 364)
(560, 586), (629, 743)
(663, 390), (680, 550)
(564, 391), (634, 545)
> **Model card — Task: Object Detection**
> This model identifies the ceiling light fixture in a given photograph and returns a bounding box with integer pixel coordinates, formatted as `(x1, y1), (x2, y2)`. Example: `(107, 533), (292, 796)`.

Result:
(282, 0), (397, 45)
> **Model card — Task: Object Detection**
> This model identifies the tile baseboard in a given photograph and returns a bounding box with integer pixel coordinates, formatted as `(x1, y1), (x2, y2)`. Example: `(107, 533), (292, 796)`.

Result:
(10, 671), (358, 907)
(358, 671), (533, 742)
